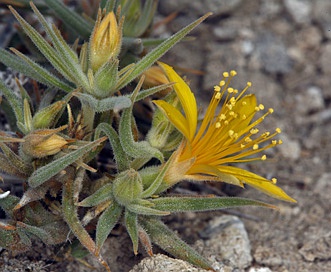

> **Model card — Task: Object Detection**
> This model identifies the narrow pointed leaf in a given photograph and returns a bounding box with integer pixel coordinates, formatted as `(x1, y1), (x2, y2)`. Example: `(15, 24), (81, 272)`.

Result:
(125, 210), (139, 254)
(0, 48), (72, 92)
(151, 196), (278, 212)
(30, 3), (89, 89)
(127, 204), (169, 216)
(141, 218), (213, 270)
(96, 202), (122, 254)
(9, 6), (77, 83)
(28, 137), (107, 188)
(116, 12), (212, 90)
(0, 77), (23, 124)
(73, 92), (132, 113)
(17, 222), (54, 244)
(78, 183), (113, 207)
(95, 123), (129, 171)
(134, 82), (175, 102)
(0, 143), (31, 175)
(62, 169), (110, 271)
(43, 0), (93, 38)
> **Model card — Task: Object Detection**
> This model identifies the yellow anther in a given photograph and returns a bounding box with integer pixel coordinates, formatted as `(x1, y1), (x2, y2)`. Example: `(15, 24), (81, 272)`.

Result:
(226, 104), (233, 110)
(229, 97), (236, 104)
(268, 108), (274, 113)
(215, 92), (221, 100)
(230, 70), (237, 76)
(233, 89), (239, 94)
(272, 140), (277, 145)
(261, 155), (267, 160)
(229, 111), (235, 116)
(247, 81), (252, 87)
(253, 144), (259, 150)
(271, 178), (277, 184)
(219, 80), (225, 86)
(240, 144), (246, 148)
(223, 72), (229, 78)
(245, 137), (252, 143)
(228, 87), (234, 93)
(242, 114), (247, 120)
(219, 114), (226, 120)
(214, 85), (221, 92)
(224, 120), (229, 125)
(259, 104), (265, 110)
(278, 139), (283, 144)
(242, 101), (247, 106)
(276, 128), (282, 133)
(255, 106), (260, 111)
(250, 128), (259, 134)
(261, 132), (270, 138)
(215, 122), (221, 129)
(228, 130), (235, 137)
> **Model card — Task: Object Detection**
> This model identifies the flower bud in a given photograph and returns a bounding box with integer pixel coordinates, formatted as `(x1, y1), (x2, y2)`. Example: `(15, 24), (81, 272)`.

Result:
(89, 10), (122, 72)
(21, 126), (68, 158)
(112, 169), (143, 206)
(32, 101), (66, 129)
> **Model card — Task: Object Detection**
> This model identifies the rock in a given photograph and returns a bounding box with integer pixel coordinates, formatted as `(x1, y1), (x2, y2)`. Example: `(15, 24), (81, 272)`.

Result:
(313, 0), (331, 39)
(314, 173), (331, 199)
(253, 245), (283, 266)
(319, 43), (331, 75)
(195, 215), (252, 269)
(129, 254), (209, 272)
(284, 0), (312, 24)
(255, 32), (292, 74)
(299, 231), (331, 262)
(295, 86), (325, 115)
(248, 267), (273, 272)
(278, 133), (301, 160)
(158, 0), (243, 17)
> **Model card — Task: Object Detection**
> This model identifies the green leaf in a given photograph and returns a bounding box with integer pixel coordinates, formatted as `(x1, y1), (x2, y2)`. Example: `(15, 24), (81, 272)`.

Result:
(62, 168), (110, 271)
(0, 77), (23, 124)
(95, 202), (122, 255)
(116, 12), (212, 90)
(17, 222), (54, 244)
(95, 123), (130, 171)
(0, 48), (72, 92)
(124, 210), (139, 254)
(73, 92), (132, 113)
(42, 0), (93, 38)
(78, 183), (113, 207)
(134, 82), (175, 102)
(141, 217), (213, 270)
(100, 0), (116, 13)
(29, 3), (89, 90)
(28, 137), (107, 188)
(0, 143), (31, 175)
(127, 203), (169, 216)
(9, 6), (77, 84)
(151, 196), (278, 212)
(119, 80), (164, 162)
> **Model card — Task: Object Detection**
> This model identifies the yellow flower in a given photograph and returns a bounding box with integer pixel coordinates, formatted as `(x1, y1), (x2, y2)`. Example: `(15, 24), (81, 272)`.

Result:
(89, 10), (122, 72)
(154, 63), (296, 203)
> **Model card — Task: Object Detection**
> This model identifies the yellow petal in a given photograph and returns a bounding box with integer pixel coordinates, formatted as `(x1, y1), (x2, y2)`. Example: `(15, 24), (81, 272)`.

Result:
(153, 100), (191, 140)
(217, 166), (297, 202)
(159, 63), (197, 141)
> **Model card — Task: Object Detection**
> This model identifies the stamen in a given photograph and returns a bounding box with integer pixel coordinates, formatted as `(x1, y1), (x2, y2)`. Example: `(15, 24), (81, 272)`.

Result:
(278, 139), (283, 144)
(214, 85), (221, 92)
(272, 140), (277, 145)
(261, 155), (267, 160)
(271, 178), (277, 184)
(215, 122), (221, 128)
(228, 87), (234, 93)
(230, 70), (237, 76)
(219, 114), (226, 120)
(253, 144), (259, 150)
(250, 128), (259, 134)
(276, 128), (282, 133)
(215, 92), (221, 100)
(268, 108), (274, 113)
(228, 130), (235, 137)
(258, 104), (265, 110)
(219, 80), (226, 86)
(223, 72), (229, 78)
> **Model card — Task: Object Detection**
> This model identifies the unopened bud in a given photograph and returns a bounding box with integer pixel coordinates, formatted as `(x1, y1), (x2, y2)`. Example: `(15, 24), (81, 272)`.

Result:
(21, 126), (68, 158)
(32, 101), (66, 129)
(112, 169), (143, 206)
(141, 66), (172, 98)
(89, 10), (122, 72)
